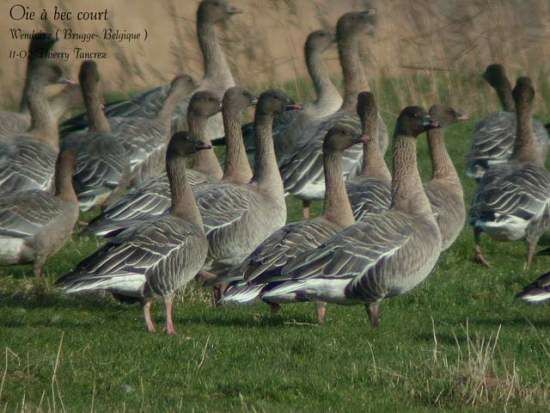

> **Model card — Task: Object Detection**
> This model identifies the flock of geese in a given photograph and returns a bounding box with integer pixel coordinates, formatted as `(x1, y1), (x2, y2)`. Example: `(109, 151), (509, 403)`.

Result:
(1, 0), (550, 335)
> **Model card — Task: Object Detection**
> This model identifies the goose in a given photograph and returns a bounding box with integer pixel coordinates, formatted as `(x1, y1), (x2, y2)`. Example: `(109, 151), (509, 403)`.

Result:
(280, 10), (388, 219)
(56, 132), (211, 335)
(346, 92), (392, 222)
(222, 29), (343, 165)
(254, 107), (441, 327)
(0, 64), (73, 195)
(0, 150), (79, 277)
(0, 83), (82, 138)
(60, 0), (239, 139)
(221, 124), (366, 323)
(466, 64), (548, 179)
(424, 105), (469, 251)
(60, 60), (130, 211)
(517, 272), (550, 304)
(470, 77), (550, 268)
(85, 90), (226, 236)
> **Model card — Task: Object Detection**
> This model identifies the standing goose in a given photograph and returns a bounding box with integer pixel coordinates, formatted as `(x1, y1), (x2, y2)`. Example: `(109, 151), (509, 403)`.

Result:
(346, 92), (392, 222)
(256, 107), (440, 328)
(226, 29), (342, 164)
(221, 124), (366, 324)
(280, 10), (388, 219)
(466, 64), (548, 179)
(85, 90), (226, 236)
(424, 105), (469, 251)
(0, 150), (79, 277)
(470, 77), (550, 268)
(56, 133), (211, 335)
(61, 0), (238, 139)
(195, 90), (293, 275)
(61, 61), (129, 211)
(0, 64), (73, 195)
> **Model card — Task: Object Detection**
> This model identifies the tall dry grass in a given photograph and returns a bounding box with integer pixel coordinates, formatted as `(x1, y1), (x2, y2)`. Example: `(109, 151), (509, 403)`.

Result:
(1, 0), (549, 117)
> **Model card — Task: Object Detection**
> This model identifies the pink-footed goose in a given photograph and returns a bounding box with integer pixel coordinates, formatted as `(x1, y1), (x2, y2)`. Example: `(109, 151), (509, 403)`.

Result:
(85, 89), (256, 237)
(227, 29), (342, 165)
(280, 10), (388, 219)
(470, 77), (550, 269)
(256, 107), (441, 328)
(0, 150), (79, 277)
(0, 64), (73, 195)
(61, 0), (238, 140)
(466, 64), (548, 179)
(56, 133), (211, 335)
(60, 61), (130, 211)
(221, 124), (366, 323)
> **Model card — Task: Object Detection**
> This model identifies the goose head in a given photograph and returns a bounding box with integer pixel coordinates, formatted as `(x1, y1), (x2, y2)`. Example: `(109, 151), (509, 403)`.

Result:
(256, 90), (297, 117)
(483, 64), (509, 90)
(396, 106), (440, 137)
(198, 0), (241, 24)
(428, 105), (469, 127)
(28, 32), (57, 58)
(512, 76), (535, 109)
(168, 131), (213, 158)
(222, 87), (257, 116)
(306, 30), (336, 53)
(167, 73), (197, 97)
(336, 9), (377, 40)
(323, 125), (365, 153)
(188, 91), (222, 118)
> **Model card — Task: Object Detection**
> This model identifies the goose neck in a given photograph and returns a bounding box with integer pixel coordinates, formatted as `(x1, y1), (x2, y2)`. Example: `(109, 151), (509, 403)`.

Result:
(362, 121), (391, 182)
(427, 128), (459, 182)
(339, 36), (369, 112)
(189, 114), (223, 179)
(252, 113), (283, 193)
(197, 18), (234, 86)
(322, 151), (355, 227)
(222, 109), (253, 183)
(55, 163), (78, 204)
(495, 79), (515, 112)
(512, 100), (540, 164)
(306, 48), (341, 113)
(391, 134), (432, 216)
(167, 154), (204, 228)
(50, 85), (82, 124)
(28, 83), (58, 148)
(83, 85), (110, 133)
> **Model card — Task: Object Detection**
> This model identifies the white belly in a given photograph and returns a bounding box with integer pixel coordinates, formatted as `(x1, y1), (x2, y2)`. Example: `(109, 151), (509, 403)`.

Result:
(0, 237), (32, 264)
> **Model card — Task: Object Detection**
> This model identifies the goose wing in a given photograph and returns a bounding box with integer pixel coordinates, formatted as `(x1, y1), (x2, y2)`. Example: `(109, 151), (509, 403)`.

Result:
(347, 178), (392, 222)
(470, 163), (550, 227)
(281, 212), (413, 282)
(0, 136), (56, 194)
(0, 191), (63, 238)
(56, 216), (204, 296)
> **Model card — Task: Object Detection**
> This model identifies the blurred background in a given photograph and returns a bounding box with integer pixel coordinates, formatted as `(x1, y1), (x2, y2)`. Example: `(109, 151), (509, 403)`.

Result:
(1, 0), (550, 115)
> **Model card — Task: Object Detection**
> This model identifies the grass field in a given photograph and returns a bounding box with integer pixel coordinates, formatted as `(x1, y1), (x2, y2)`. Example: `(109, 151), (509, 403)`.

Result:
(1, 82), (550, 412)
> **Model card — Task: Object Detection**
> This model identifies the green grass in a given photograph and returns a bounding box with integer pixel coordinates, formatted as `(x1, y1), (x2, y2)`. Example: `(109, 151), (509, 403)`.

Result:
(1, 87), (550, 412)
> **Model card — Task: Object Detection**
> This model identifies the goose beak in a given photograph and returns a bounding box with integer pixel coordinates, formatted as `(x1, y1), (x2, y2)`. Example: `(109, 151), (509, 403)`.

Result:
(422, 116), (440, 129)
(226, 6), (242, 15)
(285, 103), (303, 111)
(456, 112), (470, 121)
(195, 142), (212, 151)
(59, 78), (78, 85)
(353, 134), (369, 145)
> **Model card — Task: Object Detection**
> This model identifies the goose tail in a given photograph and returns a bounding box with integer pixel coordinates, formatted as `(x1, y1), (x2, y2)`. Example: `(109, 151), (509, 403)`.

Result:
(219, 283), (264, 305)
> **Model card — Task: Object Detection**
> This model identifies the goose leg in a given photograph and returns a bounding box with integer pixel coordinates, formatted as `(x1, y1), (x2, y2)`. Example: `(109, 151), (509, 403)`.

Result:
(316, 302), (327, 325)
(142, 299), (156, 333)
(269, 303), (281, 314)
(33, 257), (46, 278)
(366, 303), (380, 328)
(525, 237), (540, 270)
(164, 296), (176, 336)
(303, 200), (312, 220)
(473, 228), (490, 267)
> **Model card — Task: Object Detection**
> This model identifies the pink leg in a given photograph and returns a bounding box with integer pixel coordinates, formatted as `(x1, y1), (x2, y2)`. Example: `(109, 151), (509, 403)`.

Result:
(303, 200), (312, 220)
(316, 302), (327, 325)
(164, 296), (176, 336)
(142, 300), (156, 333)
(367, 303), (380, 328)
